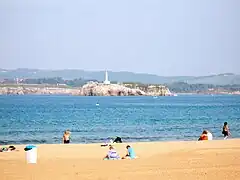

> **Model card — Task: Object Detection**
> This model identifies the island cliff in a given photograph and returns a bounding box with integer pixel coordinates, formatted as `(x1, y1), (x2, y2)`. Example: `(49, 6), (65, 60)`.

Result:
(0, 82), (171, 96)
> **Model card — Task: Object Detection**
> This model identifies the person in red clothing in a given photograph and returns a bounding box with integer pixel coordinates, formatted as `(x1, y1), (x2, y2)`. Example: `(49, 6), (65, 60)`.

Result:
(198, 130), (208, 141)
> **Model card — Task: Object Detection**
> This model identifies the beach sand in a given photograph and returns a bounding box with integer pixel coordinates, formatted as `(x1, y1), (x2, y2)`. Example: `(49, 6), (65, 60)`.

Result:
(1, 139), (240, 180)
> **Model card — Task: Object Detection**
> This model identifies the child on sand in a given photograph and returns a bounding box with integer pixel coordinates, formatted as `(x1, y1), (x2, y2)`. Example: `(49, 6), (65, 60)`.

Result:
(122, 145), (136, 159)
(63, 130), (71, 144)
(103, 145), (120, 160)
(222, 122), (230, 139)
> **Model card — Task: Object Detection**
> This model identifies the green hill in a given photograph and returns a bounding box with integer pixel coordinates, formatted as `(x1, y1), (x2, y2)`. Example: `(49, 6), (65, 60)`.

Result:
(0, 69), (239, 85)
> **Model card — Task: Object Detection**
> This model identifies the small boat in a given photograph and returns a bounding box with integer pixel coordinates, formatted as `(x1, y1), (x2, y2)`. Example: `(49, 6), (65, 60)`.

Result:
(96, 103), (99, 106)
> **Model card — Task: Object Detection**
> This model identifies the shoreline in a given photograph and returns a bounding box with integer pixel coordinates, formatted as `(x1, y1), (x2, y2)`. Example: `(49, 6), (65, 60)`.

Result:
(1, 137), (238, 146)
(1, 137), (239, 146)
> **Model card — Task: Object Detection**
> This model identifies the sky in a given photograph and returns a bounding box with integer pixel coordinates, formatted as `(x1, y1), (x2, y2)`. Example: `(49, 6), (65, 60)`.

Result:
(0, 0), (239, 76)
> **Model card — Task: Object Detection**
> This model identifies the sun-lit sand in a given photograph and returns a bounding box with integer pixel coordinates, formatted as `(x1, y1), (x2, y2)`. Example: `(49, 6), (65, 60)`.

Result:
(1, 139), (240, 180)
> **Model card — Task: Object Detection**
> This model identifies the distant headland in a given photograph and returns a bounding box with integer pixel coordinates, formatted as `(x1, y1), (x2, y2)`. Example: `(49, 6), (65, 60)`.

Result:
(0, 69), (239, 95)
(0, 71), (173, 96)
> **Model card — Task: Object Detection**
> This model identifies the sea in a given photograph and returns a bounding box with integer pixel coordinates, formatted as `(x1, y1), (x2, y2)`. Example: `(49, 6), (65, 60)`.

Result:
(0, 95), (239, 145)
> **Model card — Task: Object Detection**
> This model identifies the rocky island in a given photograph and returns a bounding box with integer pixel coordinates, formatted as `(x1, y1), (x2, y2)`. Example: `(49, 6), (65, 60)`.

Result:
(0, 82), (171, 96)
(0, 71), (173, 96)
(81, 81), (146, 96)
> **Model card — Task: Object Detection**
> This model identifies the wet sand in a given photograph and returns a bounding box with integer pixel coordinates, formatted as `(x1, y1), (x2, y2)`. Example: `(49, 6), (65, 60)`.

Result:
(1, 139), (240, 180)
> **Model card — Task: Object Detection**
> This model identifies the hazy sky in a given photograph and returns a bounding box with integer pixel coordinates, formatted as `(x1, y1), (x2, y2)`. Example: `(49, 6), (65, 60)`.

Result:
(0, 0), (239, 76)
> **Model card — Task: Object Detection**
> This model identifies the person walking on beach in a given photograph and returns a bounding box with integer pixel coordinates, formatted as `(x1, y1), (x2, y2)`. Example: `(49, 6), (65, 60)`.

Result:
(222, 122), (230, 139)
(63, 130), (71, 144)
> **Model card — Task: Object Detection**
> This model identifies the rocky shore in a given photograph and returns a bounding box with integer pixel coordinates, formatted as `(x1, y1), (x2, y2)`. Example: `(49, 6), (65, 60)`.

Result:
(0, 82), (170, 96)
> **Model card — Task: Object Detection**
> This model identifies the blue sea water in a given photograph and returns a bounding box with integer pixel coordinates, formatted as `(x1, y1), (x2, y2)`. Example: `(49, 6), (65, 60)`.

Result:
(0, 95), (239, 145)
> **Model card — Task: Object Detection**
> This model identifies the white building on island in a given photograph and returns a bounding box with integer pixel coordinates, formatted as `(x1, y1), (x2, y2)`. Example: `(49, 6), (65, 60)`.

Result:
(103, 71), (110, 85)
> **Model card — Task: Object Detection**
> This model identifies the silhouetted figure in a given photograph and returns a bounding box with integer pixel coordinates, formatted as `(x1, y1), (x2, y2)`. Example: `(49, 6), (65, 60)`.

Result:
(113, 136), (122, 143)
(222, 122), (230, 139)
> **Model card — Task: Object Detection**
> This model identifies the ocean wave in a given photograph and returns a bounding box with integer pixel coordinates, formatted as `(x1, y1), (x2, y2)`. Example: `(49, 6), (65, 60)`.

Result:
(0, 139), (47, 145)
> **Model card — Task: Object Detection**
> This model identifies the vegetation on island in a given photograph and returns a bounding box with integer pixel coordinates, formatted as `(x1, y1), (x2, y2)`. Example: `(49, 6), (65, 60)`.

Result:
(1, 77), (240, 94)
(166, 82), (240, 93)
(1, 68), (240, 85)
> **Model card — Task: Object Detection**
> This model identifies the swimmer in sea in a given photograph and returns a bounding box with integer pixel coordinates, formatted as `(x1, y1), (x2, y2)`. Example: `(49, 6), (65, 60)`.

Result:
(63, 130), (71, 144)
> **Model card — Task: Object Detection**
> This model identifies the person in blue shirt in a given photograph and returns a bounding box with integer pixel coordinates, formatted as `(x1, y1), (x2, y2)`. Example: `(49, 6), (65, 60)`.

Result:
(122, 145), (136, 159)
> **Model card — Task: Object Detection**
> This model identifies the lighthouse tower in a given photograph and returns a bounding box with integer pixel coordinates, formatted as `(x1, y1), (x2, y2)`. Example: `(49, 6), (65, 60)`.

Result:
(103, 71), (110, 85)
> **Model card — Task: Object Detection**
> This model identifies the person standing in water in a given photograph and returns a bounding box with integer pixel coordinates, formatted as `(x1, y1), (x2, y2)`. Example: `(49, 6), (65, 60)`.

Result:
(222, 122), (230, 139)
(63, 130), (71, 144)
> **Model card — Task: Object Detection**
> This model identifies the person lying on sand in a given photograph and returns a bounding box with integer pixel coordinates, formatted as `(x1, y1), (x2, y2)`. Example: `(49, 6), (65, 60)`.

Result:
(101, 138), (113, 147)
(103, 145), (120, 160)
(0, 145), (17, 152)
(63, 130), (71, 144)
(122, 145), (136, 159)
(198, 130), (208, 141)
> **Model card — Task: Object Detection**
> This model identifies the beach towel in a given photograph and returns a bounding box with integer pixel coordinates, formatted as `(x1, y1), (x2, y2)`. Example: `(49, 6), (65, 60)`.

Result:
(104, 157), (120, 160)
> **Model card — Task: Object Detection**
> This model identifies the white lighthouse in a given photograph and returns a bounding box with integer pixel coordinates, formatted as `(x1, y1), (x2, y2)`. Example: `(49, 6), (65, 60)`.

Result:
(103, 71), (110, 85)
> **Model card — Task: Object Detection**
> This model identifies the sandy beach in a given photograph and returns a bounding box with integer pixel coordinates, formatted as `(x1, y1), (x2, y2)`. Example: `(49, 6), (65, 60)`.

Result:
(1, 139), (240, 180)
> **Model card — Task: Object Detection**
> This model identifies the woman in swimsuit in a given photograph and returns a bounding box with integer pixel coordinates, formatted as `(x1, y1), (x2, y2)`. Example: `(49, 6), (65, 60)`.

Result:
(222, 122), (230, 139)
(63, 130), (71, 144)
(198, 130), (208, 141)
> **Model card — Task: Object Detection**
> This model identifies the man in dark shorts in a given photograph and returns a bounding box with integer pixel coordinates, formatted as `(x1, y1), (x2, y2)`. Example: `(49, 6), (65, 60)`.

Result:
(222, 122), (230, 139)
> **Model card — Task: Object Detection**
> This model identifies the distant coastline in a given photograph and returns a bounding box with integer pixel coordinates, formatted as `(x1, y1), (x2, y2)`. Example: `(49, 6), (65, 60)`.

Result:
(1, 68), (240, 85)
(0, 71), (240, 95)
(0, 84), (239, 96)
(0, 82), (172, 96)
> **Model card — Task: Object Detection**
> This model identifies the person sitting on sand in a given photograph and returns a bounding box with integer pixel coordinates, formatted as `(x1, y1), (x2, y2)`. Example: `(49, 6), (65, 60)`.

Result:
(122, 145), (136, 159)
(198, 130), (208, 141)
(222, 122), (230, 139)
(63, 130), (71, 144)
(113, 136), (122, 143)
(103, 145), (120, 160)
